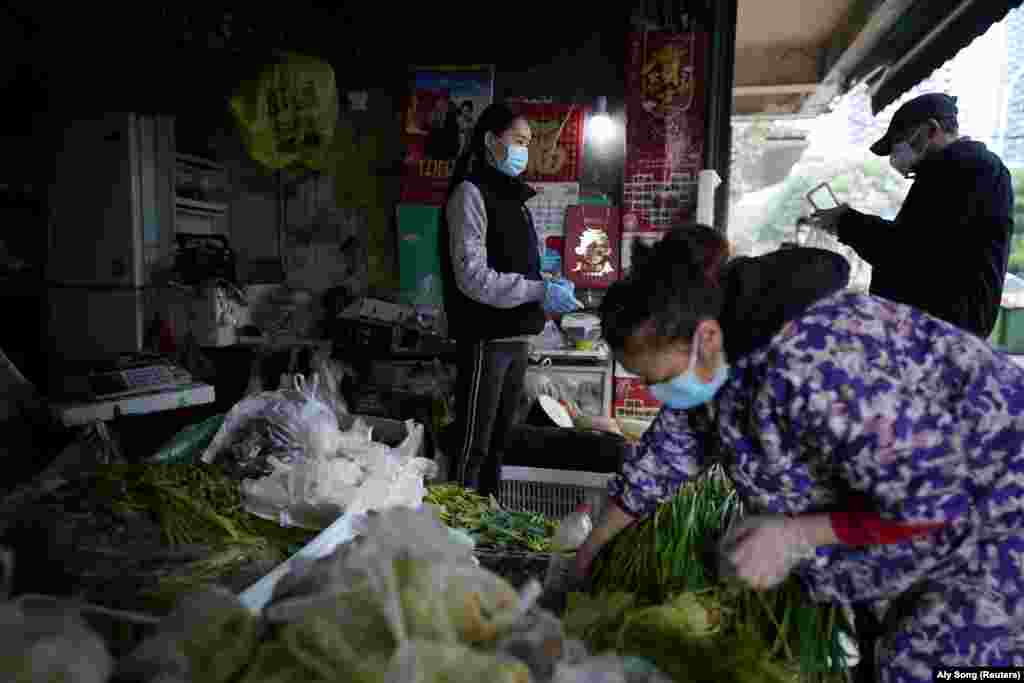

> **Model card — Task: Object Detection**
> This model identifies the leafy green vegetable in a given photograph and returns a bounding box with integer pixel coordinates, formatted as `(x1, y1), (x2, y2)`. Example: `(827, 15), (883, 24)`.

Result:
(426, 485), (557, 553)
(425, 484), (492, 530)
(563, 589), (797, 683)
(592, 466), (737, 602)
(562, 591), (637, 655)
(89, 463), (315, 554)
(584, 467), (853, 680)
(471, 509), (558, 553)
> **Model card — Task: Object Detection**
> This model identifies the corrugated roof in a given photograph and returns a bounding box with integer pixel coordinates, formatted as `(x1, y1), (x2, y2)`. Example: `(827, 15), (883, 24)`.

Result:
(869, 0), (1024, 113)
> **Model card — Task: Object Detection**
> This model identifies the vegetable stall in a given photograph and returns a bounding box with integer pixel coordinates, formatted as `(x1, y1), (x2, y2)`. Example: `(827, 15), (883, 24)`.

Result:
(0, 338), (857, 683)
(426, 471), (857, 683)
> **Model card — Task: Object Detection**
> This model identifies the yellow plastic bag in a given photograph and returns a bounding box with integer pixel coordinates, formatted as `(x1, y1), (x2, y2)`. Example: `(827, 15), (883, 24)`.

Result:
(229, 52), (338, 171)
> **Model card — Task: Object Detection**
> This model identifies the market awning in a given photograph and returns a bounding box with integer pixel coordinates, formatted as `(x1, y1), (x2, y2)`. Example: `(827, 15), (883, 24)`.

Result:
(772, 0), (1024, 120)
(860, 0), (1024, 114)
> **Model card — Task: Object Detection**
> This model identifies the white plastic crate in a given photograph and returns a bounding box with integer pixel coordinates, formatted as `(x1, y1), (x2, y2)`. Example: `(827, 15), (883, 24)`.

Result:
(499, 466), (614, 520)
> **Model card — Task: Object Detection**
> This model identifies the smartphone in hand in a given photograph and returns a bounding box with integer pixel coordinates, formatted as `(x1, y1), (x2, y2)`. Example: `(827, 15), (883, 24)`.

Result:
(806, 183), (840, 212)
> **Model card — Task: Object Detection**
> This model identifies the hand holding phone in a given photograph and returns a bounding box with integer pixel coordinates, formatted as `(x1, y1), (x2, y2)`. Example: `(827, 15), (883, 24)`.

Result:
(806, 183), (840, 212)
(806, 183), (849, 236)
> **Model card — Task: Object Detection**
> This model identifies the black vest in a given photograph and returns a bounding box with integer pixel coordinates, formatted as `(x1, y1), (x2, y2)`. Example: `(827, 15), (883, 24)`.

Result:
(439, 165), (546, 342)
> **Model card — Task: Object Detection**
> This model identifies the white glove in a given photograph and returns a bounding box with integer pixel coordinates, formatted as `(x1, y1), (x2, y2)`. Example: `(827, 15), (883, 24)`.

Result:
(719, 515), (816, 590)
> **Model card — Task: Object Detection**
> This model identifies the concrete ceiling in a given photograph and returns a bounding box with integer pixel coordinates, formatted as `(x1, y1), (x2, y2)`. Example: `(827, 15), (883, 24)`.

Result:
(732, 0), (913, 119)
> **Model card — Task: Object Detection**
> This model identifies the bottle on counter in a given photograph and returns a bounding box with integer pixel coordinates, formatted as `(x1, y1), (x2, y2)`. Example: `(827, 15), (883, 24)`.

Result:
(542, 503), (594, 595)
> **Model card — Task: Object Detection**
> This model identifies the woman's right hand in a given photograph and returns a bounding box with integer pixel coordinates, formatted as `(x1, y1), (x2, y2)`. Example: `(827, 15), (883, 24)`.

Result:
(572, 500), (637, 582)
(543, 278), (582, 314)
(572, 538), (602, 581)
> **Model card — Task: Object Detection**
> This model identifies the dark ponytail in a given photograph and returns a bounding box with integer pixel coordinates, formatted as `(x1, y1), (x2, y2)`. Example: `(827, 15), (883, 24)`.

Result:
(445, 102), (523, 203)
(601, 224), (729, 351)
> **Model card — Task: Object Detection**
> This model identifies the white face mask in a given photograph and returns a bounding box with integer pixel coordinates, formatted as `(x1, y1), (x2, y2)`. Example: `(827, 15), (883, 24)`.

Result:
(889, 126), (926, 177)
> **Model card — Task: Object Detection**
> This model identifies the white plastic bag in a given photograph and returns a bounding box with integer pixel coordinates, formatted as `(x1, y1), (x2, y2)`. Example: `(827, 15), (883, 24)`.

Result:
(240, 416), (434, 528)
(0, 596), (113, 683)
(200, 388), (344, 478)
(249, 508), (539, 682)
(266, 508), (534, 630)
(242, 506), (673, 683)
(385, 639), (531, 683)
(116, 587), (262, 683)
(535, 320), (567, 350)
(552, 655), (628, 683)
(496, 607), (567, 681)
(306, 351), (352, 419)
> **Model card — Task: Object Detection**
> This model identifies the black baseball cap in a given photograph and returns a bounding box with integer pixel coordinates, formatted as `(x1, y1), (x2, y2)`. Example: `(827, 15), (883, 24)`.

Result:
(869, 93), (959, 156)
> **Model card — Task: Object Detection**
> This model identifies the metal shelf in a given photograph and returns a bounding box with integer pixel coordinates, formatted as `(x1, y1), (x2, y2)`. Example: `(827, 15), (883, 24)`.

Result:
(529, 344), (611, 363)
(175, 153), (225, 171)
(175, 197), (228, 214)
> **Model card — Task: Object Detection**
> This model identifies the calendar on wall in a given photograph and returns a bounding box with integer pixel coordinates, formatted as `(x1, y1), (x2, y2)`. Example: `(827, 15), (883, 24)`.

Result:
(526, 182), (579, 238)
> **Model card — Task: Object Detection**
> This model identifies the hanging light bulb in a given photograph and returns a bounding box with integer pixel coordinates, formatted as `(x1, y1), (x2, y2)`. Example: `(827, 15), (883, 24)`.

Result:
(589, 96), (615, 145)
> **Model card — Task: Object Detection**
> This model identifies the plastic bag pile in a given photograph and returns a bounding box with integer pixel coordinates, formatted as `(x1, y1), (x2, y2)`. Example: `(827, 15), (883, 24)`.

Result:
(0, 508), (676, 682)
(112, 506), (674, 683)
(201, 371), (435, 529)
(0, 597), (114, 683)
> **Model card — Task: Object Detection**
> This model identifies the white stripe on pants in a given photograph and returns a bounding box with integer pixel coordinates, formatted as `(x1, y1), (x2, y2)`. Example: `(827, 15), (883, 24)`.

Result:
(458, 341), (486, 485)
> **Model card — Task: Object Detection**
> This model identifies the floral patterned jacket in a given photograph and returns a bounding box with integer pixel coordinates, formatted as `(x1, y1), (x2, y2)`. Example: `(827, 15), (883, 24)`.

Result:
(609, 290), (1024, 604)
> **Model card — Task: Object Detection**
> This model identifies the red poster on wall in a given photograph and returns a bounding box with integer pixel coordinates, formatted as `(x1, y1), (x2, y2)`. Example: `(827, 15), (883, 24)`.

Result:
(614, 362), (662, 421)
(563, 206), (620, 289)
(508, 99), (586, 182)
(399, 65), (495, 206)
(622, 31), (708, 234)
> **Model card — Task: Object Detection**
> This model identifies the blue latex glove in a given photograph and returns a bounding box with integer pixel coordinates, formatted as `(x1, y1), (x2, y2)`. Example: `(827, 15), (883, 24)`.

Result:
(543, 278), (581, 314)
(541, 251), (562, 273)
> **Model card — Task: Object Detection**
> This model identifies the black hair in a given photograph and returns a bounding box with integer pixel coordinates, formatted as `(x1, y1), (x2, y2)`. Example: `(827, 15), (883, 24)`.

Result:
(461, 101), (474, 111)
(445, 102), (523, 201)
(600, 224), (730, 351)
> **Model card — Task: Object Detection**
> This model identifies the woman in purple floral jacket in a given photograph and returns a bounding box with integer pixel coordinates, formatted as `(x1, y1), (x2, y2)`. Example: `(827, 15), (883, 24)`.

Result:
(575, 225), (1024, 682)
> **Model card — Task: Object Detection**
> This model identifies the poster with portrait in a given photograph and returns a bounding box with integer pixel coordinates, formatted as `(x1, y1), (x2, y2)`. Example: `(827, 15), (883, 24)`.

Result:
(563, 206), (620, 289)
(508, 99), (586, 182)
(622, 31), (708, 233)
(399, 65), (495, 205)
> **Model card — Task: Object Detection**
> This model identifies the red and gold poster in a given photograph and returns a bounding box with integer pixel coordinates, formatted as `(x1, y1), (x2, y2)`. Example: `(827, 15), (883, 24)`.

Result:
(614, 362), (662, 421)
(622, 31), (708, 234)
(508, 99), (586, 183)
(563, 206), (620, 289)
(399, 65), (495, 205)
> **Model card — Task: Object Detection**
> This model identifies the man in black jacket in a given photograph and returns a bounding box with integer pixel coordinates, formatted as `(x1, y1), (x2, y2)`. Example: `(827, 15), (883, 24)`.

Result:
(814, 93), (1014, 338)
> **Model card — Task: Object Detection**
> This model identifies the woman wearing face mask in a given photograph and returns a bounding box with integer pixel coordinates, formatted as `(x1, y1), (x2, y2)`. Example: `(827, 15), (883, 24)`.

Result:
(573, 224), (1024, 681)
(439, 102), (580, 495)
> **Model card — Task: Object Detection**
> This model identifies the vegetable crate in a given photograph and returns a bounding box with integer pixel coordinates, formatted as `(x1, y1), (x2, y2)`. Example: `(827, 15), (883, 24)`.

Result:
(499, 466), (615, 520)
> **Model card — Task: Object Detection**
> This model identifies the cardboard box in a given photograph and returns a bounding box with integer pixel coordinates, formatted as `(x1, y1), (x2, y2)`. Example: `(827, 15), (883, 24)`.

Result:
(613, 362), (662, 421)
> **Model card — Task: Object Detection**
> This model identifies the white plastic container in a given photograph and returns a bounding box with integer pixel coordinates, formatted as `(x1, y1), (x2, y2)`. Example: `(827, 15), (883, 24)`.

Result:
(560, 313), (602, 351)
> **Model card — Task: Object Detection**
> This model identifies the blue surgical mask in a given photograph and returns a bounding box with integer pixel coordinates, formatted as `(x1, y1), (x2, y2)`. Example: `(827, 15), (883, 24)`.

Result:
(488, 133), (529, 177)
(647, 330), (729, 410)
(498, 144), (529, 176)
